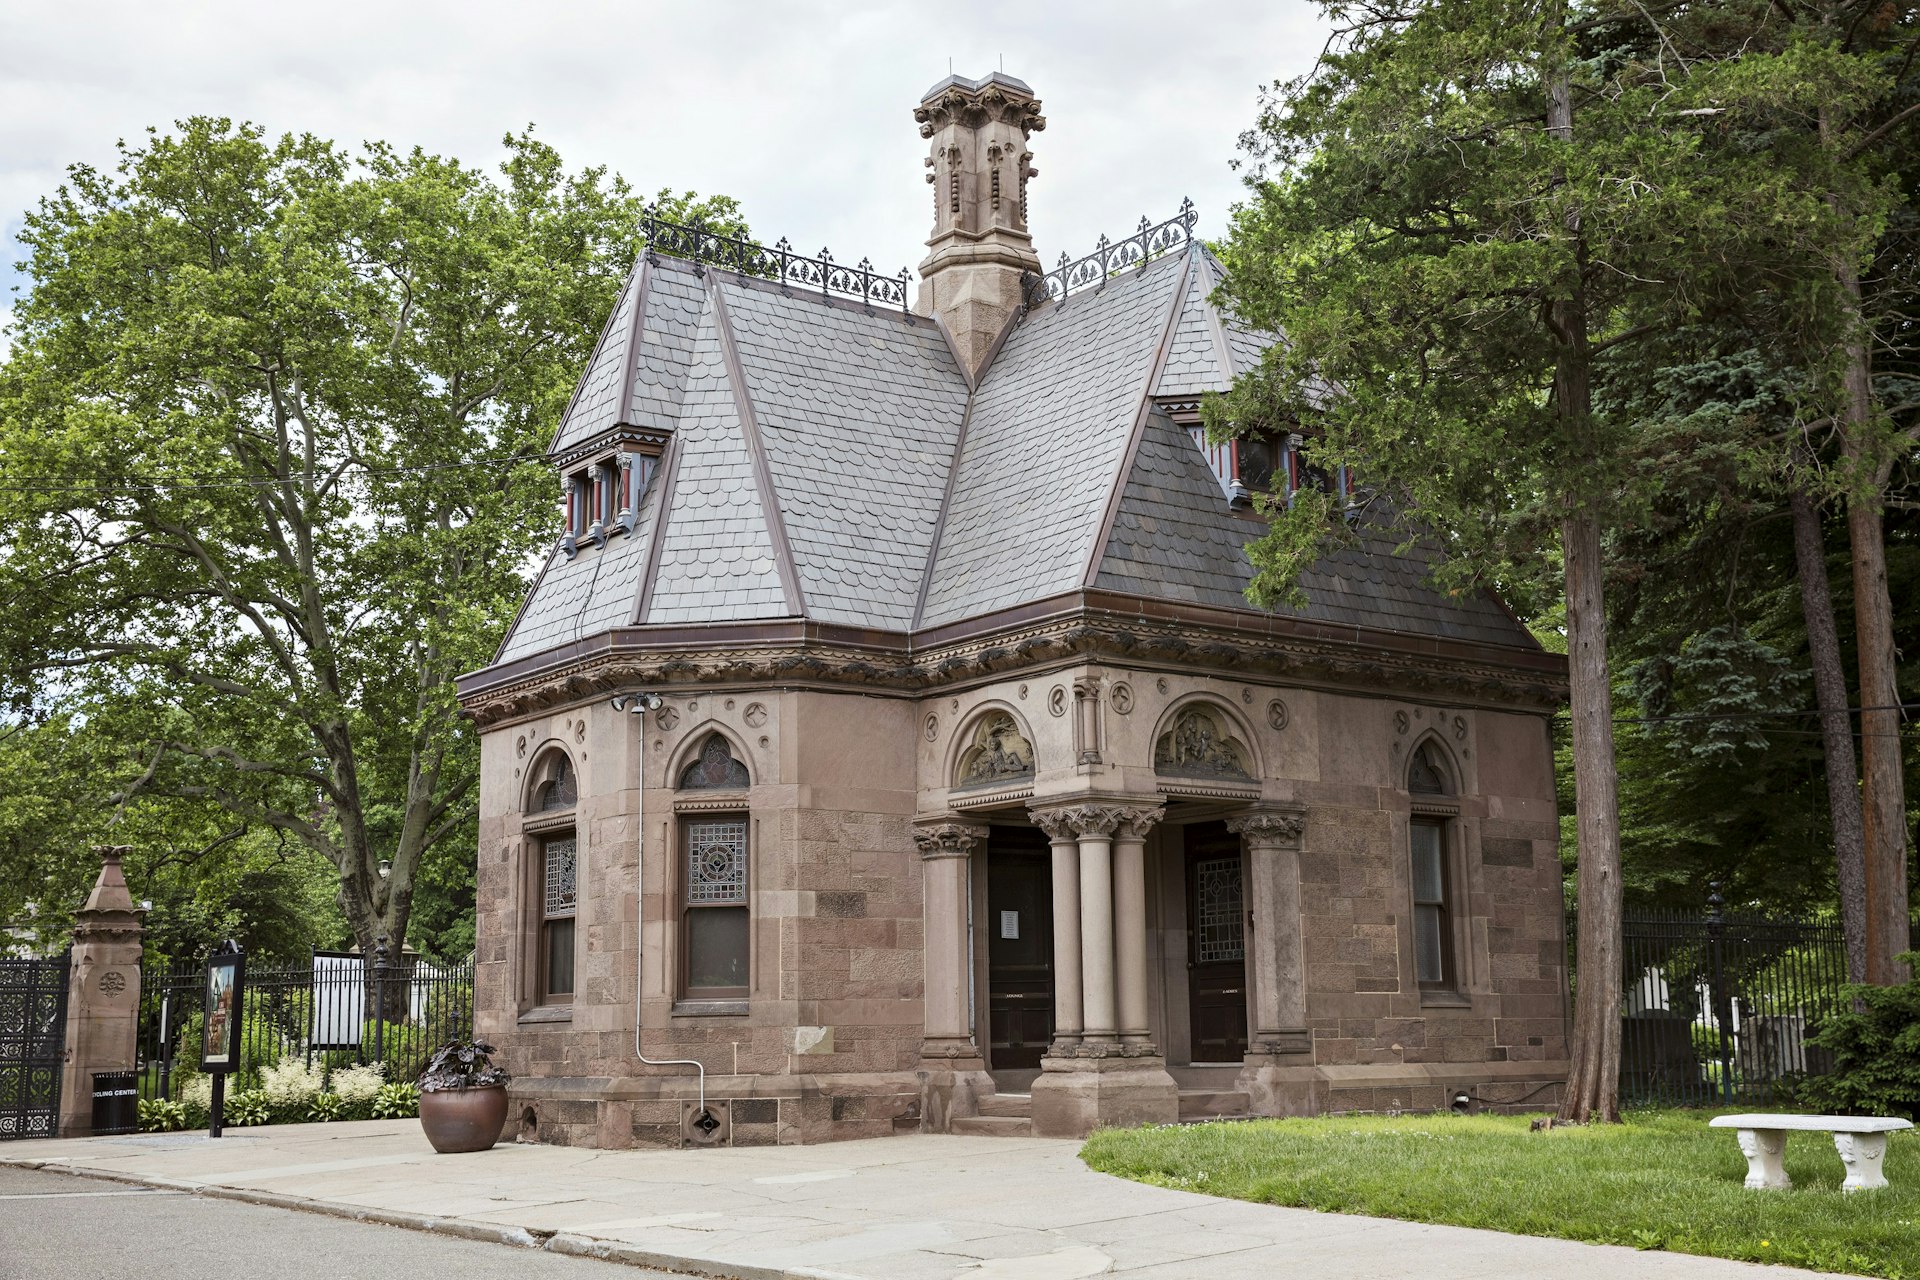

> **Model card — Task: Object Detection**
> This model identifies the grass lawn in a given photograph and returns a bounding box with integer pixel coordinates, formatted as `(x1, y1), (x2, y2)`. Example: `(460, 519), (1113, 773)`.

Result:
(1081, 1110), (1920, 1278)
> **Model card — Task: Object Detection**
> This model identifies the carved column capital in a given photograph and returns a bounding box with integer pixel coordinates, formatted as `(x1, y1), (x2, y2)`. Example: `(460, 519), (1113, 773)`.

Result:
(1227, 808), (1306, 850)
(1029, 808), (1078, 842)
(913, 820), (988, 860)
(1113, 803), (1165, 841)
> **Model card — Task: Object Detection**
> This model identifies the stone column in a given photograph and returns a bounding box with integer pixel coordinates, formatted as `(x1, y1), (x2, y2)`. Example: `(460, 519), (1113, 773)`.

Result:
(1028, 800), (1179, 1139)
(1072, 807), (1120, 1046)
(914, 820), (989, 1065)
(1112, 805), (1165, 1050)
(59, 846), (145, 1137)
(1028, 809), (1083, 1054)
(1230, 808), (1317, 1117)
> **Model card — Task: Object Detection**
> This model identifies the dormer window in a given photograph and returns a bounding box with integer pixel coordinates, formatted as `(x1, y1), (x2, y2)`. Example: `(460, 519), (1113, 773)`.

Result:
(559, 446), (661, 558)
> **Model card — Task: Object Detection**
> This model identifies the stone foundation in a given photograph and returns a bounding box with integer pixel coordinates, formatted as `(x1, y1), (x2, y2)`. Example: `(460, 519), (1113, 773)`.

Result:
(1029, 1055), (1179, 1138)
(505, 1071), (925, 1149)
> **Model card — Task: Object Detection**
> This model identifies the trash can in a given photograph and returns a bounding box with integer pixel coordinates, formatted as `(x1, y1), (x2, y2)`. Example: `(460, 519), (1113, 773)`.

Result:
(91, 1070), (138, 1136)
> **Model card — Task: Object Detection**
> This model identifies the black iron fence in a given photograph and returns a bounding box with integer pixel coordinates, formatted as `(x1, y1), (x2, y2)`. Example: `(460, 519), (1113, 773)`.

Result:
(1612, 903), (1851, 1108)
(135, 949), (473, 1104)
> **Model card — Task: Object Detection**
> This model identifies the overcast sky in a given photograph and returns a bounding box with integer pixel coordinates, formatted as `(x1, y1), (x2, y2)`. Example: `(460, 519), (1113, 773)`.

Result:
(3, 0), (1329, 335)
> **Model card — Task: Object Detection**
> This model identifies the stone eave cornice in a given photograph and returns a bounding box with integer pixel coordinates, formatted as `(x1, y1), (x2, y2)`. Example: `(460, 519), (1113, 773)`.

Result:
(457, 589), (1568, 728)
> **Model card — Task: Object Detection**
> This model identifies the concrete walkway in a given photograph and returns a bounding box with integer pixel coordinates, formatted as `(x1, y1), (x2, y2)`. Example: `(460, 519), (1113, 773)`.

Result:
(0, 1122), (1847, 1280)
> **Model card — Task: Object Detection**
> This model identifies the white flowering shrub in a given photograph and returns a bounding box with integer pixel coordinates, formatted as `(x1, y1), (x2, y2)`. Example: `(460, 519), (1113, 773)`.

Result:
(328, 1063), (386, 1114)
(260, 1059), (326, 1120)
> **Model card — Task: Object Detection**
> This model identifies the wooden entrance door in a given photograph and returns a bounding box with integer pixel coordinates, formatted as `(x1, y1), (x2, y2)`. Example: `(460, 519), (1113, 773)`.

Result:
(1186, 823), (1249, 1062)
(986, 828), (1053, 1070)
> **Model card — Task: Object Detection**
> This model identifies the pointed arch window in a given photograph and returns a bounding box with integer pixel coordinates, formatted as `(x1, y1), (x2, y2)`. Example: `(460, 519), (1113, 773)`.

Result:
(679, 734), (751, 790)
(676, 733), (751, 1001)
(526, 751), (578, 1004)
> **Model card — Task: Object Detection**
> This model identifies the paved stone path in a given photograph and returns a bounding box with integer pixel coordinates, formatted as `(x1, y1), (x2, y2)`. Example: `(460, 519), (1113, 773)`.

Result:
(0, 1122), (1851, 1279)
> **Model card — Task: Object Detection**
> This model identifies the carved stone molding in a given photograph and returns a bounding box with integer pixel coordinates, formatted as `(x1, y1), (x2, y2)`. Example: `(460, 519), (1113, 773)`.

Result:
(1114, 804), (1165, 841)
(1227, 808), (1307, 849)
(1028, 799), (1162, 840)
(1029, 808), (1078, 842)
(913, 820), (989, 860)
(460, 601), (1568, 729)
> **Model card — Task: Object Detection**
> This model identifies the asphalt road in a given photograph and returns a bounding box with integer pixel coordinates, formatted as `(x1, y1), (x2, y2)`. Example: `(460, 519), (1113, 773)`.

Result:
(0, 1165), (672, 1280)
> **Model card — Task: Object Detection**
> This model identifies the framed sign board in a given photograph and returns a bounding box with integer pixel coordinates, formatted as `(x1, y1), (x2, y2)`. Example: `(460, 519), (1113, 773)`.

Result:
(200, 948), (246, 1072)
(309, 950), (365, 1050)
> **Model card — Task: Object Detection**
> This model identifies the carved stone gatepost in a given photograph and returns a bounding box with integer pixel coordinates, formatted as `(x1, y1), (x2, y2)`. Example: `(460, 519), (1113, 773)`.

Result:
(1026, 799), (1178, 1139)
(59, 846), (145, 1136)
(913, 818), (992, 1131)
(1229, 808), (1321, 1117)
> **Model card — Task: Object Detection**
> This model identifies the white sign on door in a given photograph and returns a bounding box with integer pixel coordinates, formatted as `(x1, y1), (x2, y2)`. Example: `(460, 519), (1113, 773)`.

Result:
(1000, 910), (1020, 940)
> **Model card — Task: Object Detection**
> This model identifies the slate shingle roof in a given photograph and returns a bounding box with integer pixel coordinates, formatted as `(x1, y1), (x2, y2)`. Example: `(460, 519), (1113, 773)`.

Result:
(491, 241), (1538, 666)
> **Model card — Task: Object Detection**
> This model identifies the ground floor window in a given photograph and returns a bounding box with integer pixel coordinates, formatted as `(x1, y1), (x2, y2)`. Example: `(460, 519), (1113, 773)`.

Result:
(541, 833), (577, 1001)
(1409, 817), (1454, 989)
(683, 816), (749, 997)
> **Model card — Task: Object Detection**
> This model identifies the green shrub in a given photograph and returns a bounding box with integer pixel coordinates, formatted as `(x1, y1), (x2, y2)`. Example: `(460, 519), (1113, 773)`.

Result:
(225, 1089), (271, 1126)
(371, 1082), (420, 1119)
(1798, 953), (1920, 1120)
(306, 1092), (346, 1122)
(138, 1099), (187, 1133)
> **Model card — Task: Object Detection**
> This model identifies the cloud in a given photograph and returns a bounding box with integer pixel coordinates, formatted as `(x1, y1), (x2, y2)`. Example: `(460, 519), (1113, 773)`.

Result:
(1, 0), (1327, 303)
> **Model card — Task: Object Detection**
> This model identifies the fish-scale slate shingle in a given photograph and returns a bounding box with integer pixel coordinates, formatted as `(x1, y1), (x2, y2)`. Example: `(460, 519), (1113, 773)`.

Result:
(644, 292), (793, 623)
(1153, 248), (1232, 397)
(550, 262), (643, 453)
(1094, 412), (1532, 647)
(720, 279), (968, 630)
(493, 241), (1536, 667)
(919, 254), (1187, 627)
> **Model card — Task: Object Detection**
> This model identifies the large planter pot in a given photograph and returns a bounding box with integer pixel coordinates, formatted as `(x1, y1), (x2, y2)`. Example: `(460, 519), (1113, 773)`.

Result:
(419, 1083), (509, 1154)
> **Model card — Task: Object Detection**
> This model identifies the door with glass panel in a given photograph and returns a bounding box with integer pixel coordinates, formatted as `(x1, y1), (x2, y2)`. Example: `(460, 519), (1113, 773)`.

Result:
(1185, 822), (1248, 1062)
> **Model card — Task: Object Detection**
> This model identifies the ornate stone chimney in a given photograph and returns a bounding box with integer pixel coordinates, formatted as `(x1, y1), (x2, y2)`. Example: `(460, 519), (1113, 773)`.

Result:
(915, 72), (1045, 377)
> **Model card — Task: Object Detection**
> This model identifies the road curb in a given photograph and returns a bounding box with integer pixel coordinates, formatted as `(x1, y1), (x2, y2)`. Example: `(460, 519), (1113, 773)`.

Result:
(2, 1157), (835, 1280)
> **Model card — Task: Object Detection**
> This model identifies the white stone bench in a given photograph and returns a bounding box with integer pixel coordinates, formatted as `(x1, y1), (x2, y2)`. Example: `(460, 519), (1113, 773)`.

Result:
(1709, 1113), (1912, 1191)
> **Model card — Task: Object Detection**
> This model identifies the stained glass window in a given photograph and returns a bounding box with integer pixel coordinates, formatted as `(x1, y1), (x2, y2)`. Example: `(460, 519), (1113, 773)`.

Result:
(538, 755), (576, 810)
(679, 735), (750, 790)
(686, 820), (747, 903)
(1194, 856), (1245, 964)
(541, 834), (577, 1000)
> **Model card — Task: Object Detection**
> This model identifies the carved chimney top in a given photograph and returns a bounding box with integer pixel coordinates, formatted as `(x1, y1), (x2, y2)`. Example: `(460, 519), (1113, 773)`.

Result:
(914, 71), (1046, 379)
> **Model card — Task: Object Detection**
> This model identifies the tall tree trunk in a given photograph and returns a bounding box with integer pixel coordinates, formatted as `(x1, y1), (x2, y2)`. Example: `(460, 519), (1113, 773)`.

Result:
(1821, 102), (1911, 984)
(1836, 263), (1912, 985)
(1790, 469), (1871, 983)
(1558, 517), (1625, 1124)
(1546, 40), (1622, 1123)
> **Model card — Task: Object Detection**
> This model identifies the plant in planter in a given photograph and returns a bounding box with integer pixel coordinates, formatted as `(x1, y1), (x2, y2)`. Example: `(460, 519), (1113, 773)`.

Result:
(416, 1040), (511, 1154)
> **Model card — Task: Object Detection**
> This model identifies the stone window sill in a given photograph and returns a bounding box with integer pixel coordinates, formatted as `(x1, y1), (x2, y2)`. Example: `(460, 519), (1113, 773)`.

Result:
(518, 1004), (574, 1025)
(672, 999), (749, 1017)
(1419, 990), (1473, 1009)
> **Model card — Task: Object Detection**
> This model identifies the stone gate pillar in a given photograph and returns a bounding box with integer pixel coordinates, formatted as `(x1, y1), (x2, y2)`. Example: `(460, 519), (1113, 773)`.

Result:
(59, 846), (145, 1137)
(914, 818), (991, 1132)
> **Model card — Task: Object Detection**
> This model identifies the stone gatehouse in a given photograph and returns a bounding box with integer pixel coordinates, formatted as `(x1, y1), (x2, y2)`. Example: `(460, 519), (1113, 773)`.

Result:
(456, 71), (1570, 1147)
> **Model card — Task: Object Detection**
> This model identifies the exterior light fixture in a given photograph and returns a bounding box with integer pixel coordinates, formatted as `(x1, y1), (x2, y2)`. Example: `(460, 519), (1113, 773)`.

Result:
(611, 692), (664, 714)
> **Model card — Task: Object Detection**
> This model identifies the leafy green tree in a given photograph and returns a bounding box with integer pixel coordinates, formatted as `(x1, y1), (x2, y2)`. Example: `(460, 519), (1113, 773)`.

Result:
(1211, 0), (1886, 1120)
(0, 118), (745, 968)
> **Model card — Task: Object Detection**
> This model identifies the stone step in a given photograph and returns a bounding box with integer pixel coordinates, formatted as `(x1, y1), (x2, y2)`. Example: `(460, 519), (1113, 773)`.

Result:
(977, 1093), (1032, 1119)
(1178, 1089), (1251, 1121)
(952, 1114), (1034, 1137)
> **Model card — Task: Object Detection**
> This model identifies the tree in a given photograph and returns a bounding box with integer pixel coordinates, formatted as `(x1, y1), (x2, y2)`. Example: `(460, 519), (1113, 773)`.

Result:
(0, 118), (745, 967)
(1210, 0), (1883, 1120)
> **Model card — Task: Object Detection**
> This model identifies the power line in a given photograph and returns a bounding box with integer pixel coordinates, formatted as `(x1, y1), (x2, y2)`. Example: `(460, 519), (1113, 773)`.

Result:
(0, 454), (547, 495)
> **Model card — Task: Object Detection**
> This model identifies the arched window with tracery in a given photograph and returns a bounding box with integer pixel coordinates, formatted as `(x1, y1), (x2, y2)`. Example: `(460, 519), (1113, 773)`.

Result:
(676, 733), (751, 1000)
(525, 750), (577, 1004)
